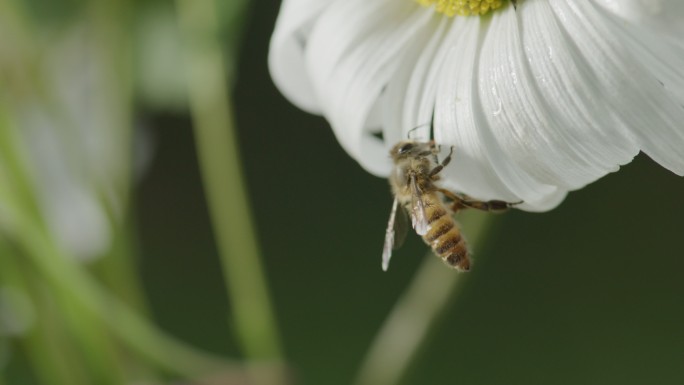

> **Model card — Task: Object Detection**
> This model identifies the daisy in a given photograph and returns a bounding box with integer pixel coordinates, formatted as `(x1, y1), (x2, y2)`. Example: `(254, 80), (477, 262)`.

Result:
(269, 0), (684, 211)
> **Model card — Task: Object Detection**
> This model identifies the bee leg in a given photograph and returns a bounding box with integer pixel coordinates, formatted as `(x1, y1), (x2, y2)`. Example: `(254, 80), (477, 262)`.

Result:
(429, 146), (454, 178)
(438, 188), (522, 212)
(428, 140), (440, 164)
(437, 188), (469, 211)
(457, 198), (520, 213)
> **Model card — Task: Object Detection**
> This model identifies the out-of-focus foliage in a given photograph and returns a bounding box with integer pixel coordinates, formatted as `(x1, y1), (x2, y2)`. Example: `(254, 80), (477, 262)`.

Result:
(0, 0), (256, 384)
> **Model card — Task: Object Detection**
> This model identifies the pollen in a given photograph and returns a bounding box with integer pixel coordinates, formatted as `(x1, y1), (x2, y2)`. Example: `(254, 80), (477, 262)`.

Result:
(416, 0), (508, 17)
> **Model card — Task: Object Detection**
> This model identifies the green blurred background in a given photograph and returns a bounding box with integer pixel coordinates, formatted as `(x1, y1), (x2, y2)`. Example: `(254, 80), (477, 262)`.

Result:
(2, 0), (684, 384)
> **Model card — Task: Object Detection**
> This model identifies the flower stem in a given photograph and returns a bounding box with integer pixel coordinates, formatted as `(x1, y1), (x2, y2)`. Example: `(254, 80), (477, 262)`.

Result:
(175, 0), (285, 382)
(352, 211), (498, 385)
(0, 241), (84, 385)
(87, 0), (152, 318)
(13, 215), (240, 378)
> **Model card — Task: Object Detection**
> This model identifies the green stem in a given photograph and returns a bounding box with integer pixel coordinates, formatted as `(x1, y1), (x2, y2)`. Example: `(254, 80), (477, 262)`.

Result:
(175, 0), (285, 377)
(55, 280), (127, 385)
(352, 211), (498, 385)
(23, 296), (91, 385)
(13, 218), (239, 378)
(4, 234), (274, 385)
(86, 0), (151, 317)
(0, 240), (93, 385)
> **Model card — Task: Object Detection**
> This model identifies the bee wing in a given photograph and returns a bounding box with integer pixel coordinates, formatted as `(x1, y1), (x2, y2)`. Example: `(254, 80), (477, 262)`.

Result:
(382, 198), (409, 271)
(410, 175), (429, 235)
(393, 201), (409, 250)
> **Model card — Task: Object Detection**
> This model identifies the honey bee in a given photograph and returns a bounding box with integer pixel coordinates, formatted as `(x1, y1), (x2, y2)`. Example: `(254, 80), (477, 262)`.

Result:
(382, 140), (518, 271)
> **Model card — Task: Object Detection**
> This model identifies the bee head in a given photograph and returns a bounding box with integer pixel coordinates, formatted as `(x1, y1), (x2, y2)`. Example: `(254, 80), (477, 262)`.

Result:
(390, 141), (433, 160)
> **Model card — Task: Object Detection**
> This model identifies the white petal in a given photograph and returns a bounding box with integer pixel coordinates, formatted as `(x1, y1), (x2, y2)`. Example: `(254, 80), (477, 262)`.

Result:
(268, 0), (335, 113)
(433, 17), (521, 202)
(553, 0), (684, 175)
(592, 0), (656, 22)
(382, 18), (448, 147)
(305, 0), (434, 175)
(649, 0), (684, 39)
(428, 9), (565, 210)
(478, 0), (640, 197)
(517, 189), (569, 213)
(594, 3), (684, 109)
(593, 0), (684, 39)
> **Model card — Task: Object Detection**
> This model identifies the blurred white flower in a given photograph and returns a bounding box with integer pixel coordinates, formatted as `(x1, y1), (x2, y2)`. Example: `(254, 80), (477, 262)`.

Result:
(7, 22), (134, 260)
(269, 0), (684, 211)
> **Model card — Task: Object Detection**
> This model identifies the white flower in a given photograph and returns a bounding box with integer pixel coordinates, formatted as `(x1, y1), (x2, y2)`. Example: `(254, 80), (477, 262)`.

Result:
(269, 0), (684, 211)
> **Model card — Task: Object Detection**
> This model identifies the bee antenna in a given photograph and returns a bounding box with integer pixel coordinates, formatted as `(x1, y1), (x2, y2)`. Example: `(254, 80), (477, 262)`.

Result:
(407, 122), (432, 140)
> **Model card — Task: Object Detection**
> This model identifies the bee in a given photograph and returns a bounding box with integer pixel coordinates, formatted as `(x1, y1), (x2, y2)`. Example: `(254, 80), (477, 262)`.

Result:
(382, 140), (518, 271)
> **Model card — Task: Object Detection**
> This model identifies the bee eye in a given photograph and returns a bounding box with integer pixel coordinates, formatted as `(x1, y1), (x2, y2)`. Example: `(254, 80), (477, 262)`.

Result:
(398, 143), (413, 154)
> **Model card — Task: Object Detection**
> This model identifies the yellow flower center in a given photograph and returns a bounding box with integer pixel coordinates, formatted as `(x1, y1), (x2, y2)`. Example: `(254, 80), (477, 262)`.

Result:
(416, 0), (510, 17)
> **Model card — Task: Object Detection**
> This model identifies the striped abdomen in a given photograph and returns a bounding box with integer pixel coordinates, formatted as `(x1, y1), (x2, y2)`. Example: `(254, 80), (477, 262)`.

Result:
(422, 195), (470, 271)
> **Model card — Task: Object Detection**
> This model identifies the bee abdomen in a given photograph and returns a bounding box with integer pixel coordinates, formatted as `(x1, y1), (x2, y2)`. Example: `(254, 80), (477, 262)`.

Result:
(427, 206), (448, 224)
(424, 214), (470, 271)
